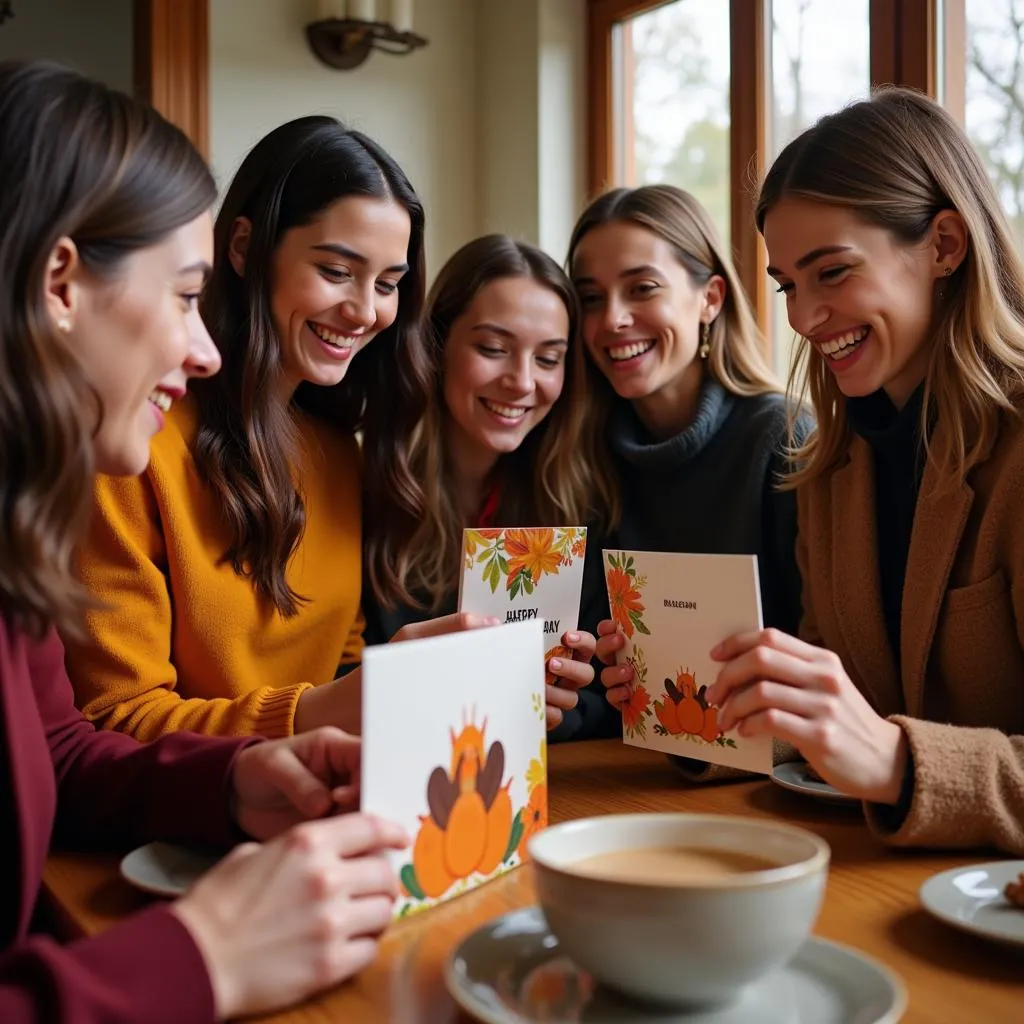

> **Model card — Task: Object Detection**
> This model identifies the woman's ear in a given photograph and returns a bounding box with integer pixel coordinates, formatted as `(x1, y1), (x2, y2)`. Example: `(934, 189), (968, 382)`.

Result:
(43, 236), (81, 334)
(228, 217), (253, 278)
(929, 209), (969, 278)
(704, 274), (727, 323)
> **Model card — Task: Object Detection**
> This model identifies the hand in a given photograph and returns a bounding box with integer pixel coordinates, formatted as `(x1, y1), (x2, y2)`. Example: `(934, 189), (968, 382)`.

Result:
(545, 630), (596, 730)
(295, 614), (501, 734)
(390, 611), (500, 644)
(595, 618), (633, 710)
(707, 628), (908, 803)
(172, 814), (407, 1019)
(231, 727), (362, 841)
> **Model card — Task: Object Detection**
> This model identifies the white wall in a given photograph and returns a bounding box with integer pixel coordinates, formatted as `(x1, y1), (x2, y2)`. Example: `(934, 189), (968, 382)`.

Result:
(0, 0), (132, 94)
(210, 0), (587, 275)
(476, 0), (587, 263)
(210, 0), (478, 273)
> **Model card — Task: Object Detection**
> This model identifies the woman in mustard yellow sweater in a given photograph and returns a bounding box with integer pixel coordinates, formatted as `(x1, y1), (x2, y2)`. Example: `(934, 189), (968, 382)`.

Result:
(64, 116), (463, 741)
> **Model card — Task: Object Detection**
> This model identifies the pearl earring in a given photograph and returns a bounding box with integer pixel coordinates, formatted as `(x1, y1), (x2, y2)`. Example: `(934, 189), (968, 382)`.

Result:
(57, 317), (71, 333)
(698, 320), (710, 360)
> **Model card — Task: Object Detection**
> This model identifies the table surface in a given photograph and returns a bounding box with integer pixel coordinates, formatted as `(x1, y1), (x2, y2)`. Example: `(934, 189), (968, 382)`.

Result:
(43, 739), (1024, 1023)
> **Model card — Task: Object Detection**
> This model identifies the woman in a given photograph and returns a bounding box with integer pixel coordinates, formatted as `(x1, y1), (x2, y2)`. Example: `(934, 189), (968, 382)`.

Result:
(65, 115), (481, 741)
(707, 88), (1024, 855)
(1, 60), (406, 1022)
(363, 234), (615, 731)
(574, 186), (806, 745)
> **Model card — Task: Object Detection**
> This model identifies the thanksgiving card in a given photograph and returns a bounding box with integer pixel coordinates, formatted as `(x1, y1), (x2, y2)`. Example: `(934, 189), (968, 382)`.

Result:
(603, 549), (772, 774)
(458, 526), (587, 682)
(361, 619), (548, 919)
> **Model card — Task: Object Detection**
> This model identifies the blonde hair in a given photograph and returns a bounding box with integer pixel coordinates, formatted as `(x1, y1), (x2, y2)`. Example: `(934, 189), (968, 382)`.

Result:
(757, 87), (1024, 490)
(567, 185), (783, 414)
(372, 234), (618, 612)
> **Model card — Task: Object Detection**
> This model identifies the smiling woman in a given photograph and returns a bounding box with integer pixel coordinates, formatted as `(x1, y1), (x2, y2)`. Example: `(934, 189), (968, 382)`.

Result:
(61, 115), (464, 743)
(706, 87), (1024, 856)
(362, 234), (617, 734)
(569, 185), (811, 751)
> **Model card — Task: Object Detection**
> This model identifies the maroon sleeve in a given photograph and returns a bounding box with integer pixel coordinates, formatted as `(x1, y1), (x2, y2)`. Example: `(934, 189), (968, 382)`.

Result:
(0, 905), (216, 1024)
(36, 629), (259, 849)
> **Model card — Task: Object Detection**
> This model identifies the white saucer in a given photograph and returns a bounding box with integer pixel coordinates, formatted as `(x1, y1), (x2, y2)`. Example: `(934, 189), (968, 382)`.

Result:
(445, 906), (906, 1023)
(920, 860), (1024, 948)
(770, 761), (860, 804)
(119, 841), (221, 897)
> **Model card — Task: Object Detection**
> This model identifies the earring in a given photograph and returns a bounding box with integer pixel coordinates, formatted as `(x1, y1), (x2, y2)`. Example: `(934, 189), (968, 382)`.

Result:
(57, 317), (71, 333)
(698, 320), (710, 360)
(943, 264), (953, 277)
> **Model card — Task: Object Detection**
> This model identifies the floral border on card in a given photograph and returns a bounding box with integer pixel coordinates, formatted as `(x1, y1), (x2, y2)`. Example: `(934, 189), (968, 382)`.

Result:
(466, 527), (587, 600)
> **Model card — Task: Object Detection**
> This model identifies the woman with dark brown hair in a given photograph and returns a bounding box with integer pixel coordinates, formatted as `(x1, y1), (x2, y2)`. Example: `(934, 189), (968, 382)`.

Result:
(362, 234), (616, 732)
(65, 115), (487, 741)
(1, 60), (409, 1022)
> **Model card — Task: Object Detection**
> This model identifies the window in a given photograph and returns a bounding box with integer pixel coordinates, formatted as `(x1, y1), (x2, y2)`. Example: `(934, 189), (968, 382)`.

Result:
(590, 0), (941, 369)
(770, 0), (870, 375)
(964, 0), (1024, 248)
(621, 1), (732, 242)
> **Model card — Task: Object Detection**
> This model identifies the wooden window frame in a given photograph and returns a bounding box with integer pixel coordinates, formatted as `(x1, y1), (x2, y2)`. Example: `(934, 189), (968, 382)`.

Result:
(588, 0), (949, 353)
(134, 0), (209, 159)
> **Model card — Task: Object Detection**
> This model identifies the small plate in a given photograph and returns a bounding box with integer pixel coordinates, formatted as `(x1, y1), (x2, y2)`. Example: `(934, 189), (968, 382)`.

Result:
(445, 906), (906, 1023)
(770, 761), (859, 804)
(120, 841), (220, 897)
(920, 860), (1024, 948)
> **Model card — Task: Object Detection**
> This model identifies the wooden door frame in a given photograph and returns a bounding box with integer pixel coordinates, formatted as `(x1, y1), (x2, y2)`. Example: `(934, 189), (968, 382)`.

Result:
(134, 0), (209, 158)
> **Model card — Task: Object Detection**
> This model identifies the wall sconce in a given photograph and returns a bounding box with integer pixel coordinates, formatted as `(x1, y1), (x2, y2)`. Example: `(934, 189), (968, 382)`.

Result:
(307, 0), (427, 71)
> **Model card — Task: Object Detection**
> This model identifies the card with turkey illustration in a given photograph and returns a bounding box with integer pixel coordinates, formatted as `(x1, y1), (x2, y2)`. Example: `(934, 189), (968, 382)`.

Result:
(361, 618), (548, 919)
(602, 549), (772, 774)
(458, 526), (587, 683)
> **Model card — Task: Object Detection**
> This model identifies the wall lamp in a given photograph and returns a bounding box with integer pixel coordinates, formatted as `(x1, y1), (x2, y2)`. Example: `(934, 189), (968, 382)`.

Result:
(307, 0), (427, 71)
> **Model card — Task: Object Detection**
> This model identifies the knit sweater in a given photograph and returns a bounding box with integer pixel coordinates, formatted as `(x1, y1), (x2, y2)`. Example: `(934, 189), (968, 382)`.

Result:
(65, 396), (364, 741)
(562, 380), (807, 742)
(1, 617), (252, 1024)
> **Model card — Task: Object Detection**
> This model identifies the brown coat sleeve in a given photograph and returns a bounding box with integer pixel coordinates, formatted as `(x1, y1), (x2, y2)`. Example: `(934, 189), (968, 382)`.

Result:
(864, 717), (1024, 853)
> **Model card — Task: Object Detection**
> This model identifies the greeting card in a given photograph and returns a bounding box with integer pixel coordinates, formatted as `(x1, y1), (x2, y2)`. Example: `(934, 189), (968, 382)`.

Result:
(603, 549), (771, 774)
(361, 619), (549, 919)
(458, 526), (587, 682)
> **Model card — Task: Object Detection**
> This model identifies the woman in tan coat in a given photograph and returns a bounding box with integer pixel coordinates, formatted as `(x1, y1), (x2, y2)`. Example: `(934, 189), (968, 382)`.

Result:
(708, 88), (1024, 855)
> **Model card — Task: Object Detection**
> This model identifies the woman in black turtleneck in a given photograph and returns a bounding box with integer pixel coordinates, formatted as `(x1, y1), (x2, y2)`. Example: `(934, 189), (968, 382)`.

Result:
(558, 185), (810, 744)
(709, 89), (1024, 856)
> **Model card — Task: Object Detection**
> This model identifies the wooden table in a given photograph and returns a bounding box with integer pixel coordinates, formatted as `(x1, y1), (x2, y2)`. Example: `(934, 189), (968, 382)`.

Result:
(43, 740), (1023, 1022)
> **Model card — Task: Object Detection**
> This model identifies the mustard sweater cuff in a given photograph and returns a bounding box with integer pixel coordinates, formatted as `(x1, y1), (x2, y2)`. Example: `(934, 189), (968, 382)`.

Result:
(250, 682), (314, 739)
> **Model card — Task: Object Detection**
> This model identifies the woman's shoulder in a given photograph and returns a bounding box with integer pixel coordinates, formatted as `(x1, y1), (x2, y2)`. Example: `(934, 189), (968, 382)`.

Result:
(150, 392), (200, 463)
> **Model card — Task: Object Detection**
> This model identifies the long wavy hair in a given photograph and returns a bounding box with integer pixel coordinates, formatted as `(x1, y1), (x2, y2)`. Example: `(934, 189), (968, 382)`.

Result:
(757, 87), (1024, 490)
(567, 186), (783, 472)
(193, 116), (430, 617)
(0, 60), (215, 639)
(368, 235), (616, 611)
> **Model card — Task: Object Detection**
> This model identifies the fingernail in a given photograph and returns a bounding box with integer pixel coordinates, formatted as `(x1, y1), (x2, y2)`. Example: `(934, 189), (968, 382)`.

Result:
(486, 616), (500, 625)
(709, 641), (724, 658)
(549, 658), (562, 670)
(566, 632), (579, 643)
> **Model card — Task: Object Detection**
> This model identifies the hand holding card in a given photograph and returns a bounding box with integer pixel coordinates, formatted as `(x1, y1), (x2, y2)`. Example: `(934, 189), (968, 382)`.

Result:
(361, 620), (549, 919)
(602, 549), (772, 775)
(459, 526), (590, 728)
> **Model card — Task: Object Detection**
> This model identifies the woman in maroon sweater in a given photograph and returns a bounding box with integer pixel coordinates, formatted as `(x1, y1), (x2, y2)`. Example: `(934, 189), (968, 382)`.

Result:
(0, 61), (407, 1023)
